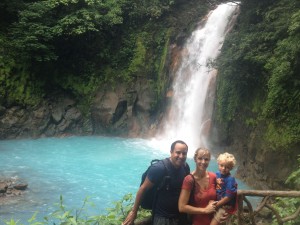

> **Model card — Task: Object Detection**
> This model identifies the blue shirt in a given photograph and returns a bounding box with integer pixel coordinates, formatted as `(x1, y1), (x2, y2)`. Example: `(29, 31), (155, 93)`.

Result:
(215, 171), (237, 208)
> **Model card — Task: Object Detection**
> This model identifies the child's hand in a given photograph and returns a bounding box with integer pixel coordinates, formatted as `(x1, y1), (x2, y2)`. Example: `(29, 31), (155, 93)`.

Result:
(219, 211), (229, 223)
(208, 200), (217, 204)
(205, 201), (217, 214)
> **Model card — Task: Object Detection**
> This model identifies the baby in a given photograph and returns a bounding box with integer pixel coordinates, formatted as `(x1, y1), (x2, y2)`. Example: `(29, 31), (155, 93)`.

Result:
(211, 152), (238, 225)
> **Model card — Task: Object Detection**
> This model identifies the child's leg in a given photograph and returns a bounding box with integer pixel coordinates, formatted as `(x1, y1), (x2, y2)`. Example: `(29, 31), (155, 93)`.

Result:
(210, 208), (226, 225)
(210, 217), (219, 225)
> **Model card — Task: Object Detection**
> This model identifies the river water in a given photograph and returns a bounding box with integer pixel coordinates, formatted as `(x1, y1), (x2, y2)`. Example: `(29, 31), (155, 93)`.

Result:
(0, 136), (249, 223)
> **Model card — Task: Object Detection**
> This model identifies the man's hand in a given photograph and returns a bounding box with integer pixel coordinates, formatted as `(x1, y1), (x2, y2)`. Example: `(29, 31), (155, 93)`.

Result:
(122, 178), (154, 225)
(122, 210), (137, 225)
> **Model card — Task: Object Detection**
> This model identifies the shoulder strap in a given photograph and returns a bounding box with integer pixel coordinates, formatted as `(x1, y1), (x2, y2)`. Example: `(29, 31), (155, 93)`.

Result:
(150, 159), (160, 165)
(188, 174), (196, 204)
(162, 158), (170, 173)
(189, 174), (195, 189)
(159, 158), (170, 190)
(151, 158), (169, 212)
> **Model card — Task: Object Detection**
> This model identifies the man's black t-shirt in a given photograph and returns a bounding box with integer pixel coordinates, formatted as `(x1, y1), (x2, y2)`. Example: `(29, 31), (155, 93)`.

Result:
(147, 158), (188, 218)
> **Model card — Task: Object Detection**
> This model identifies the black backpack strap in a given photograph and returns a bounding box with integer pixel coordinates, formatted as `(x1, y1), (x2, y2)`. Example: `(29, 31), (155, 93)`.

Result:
(151, 159), (169, 219)
(186, 174), (195, 224)
(158, 159), (170, 188)
(188, 174), (195, 204)
(150, 159), (160, 165)
(160, 158), (171, 190)
(162, 158), (170, 172)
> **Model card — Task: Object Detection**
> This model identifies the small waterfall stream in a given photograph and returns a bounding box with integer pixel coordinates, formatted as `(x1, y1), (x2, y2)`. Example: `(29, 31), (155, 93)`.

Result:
(156, 3), (239, 153)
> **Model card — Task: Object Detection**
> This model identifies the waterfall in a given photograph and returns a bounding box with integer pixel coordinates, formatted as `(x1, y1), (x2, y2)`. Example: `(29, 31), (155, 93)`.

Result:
(153, 3), (239, 155)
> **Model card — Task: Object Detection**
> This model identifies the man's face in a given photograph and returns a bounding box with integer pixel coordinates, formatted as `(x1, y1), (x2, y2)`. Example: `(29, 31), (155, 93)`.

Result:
(170, 143), (188, 168)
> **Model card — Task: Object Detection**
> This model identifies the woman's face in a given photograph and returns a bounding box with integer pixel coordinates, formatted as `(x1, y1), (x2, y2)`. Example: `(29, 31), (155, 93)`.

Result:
(194, 150), (210, 171)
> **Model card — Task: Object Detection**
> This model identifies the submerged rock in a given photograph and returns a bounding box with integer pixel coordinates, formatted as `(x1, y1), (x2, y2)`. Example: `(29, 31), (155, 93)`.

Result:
(0, 178), (28, 203)
(13, 183), (28, 190)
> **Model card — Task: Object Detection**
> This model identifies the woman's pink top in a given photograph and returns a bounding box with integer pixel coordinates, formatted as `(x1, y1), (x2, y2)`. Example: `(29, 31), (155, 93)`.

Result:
(182, 172), (217, 225)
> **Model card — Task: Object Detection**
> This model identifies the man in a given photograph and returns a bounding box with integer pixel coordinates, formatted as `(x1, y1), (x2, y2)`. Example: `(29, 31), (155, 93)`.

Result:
(122, 140), (189, 225)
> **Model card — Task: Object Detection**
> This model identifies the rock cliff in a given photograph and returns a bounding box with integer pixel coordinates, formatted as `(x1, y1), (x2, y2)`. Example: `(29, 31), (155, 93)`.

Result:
(0, 79), (158, 139)
(211, 109), (299, 190)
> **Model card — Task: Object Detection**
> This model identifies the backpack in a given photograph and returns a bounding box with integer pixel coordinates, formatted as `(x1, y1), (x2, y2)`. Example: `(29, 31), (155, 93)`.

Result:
(140, 158), (190, 210)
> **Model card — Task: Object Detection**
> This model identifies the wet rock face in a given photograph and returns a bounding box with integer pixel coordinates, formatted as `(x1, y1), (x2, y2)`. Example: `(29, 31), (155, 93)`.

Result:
(0, 178), (28, 204)
(90, 80), (157, 137)
(0, 96), (87, 139)
(0, 78), (159, 139)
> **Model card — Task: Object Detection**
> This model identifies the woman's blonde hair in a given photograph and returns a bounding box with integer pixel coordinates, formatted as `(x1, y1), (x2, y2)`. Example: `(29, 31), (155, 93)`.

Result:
(217, 152), (236, 168)
(194, 147), (211, 161)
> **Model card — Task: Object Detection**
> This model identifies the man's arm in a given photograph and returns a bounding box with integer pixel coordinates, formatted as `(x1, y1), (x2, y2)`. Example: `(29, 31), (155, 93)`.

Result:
(122, 177), (154, 225)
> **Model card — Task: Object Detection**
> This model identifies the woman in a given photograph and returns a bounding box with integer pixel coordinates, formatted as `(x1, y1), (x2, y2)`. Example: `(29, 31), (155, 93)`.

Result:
(178, 147), (218, 225)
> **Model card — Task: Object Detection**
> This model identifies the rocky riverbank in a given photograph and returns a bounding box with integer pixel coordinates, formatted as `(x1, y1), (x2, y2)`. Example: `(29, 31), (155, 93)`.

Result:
(0, 178), (28, 204)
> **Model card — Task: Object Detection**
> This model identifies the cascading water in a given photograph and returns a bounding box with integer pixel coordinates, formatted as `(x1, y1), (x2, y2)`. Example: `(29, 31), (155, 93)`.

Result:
(155, 3), (239, 154)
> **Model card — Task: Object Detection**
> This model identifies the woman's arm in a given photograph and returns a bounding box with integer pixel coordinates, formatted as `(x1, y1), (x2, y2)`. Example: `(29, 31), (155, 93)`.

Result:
(178, 189), (217, 215)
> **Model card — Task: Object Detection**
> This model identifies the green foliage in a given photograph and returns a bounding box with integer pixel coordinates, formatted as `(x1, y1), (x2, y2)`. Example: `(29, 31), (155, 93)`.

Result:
(271, 156), (300, 225)
(265, 119), (300, 149)
(126, 0), (175, 20)
(216, 0), (300, 149)
(99, 30), (155, 86)
(262, 4), (300, 147)
(126, 35), (147, 78)
(6, 0), (184, 64)
(155, 29), (171, 97)
(1, 193), (151, 225)
(9, 0), (125, 62)
(0, 0), (210, 108)
(10, 1), (57, 62)
(54, 72), (99, 98)
(245, 118), (257, 127)
(91, 193), (150, 225)
(43, 195), (97, 224)
(0, 52), (44, 105)
(99, 24), (173, 93)
(286, 155), (300, 187)
(271, 197), (300, 225)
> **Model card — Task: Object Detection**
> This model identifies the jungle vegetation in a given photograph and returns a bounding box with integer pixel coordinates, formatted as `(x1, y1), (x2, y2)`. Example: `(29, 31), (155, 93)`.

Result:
(216, 0), (300, 151)
(0, 0), (213, 108)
